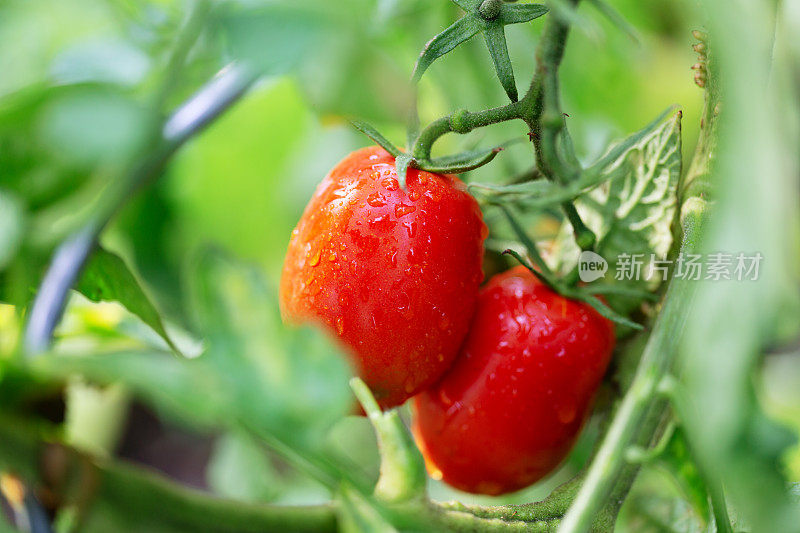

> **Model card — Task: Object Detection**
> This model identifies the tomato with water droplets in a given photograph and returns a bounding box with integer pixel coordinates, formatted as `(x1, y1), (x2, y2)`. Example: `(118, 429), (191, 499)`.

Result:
(412, 266), (615, 495)
(280, 146), (487, 408)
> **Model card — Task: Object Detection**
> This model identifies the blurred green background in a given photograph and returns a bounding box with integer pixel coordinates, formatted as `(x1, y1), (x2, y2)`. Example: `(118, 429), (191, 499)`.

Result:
(1, 0), (798, 530)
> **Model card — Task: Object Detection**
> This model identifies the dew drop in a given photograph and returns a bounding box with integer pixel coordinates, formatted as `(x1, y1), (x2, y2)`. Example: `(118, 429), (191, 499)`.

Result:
(308, 250), (321, 267)
(328, 252), (337, 262)
(367, 192), (386, 207)
(335, 317), (344, 335)
(381, 177), (399, 191)
(394, 203), (416, 218)
(425, 189), (442, 202)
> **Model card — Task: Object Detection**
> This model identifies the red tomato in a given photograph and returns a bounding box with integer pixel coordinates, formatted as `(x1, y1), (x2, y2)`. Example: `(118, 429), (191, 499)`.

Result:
(280, 146), (487, 409)
(412, 266), (615, 495)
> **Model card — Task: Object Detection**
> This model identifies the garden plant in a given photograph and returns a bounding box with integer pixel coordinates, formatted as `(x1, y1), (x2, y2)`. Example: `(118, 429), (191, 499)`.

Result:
(0, 0), (799, 532)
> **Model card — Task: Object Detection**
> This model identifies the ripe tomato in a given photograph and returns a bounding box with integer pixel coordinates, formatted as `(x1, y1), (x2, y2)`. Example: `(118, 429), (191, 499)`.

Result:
(280, 146), (487, 409)
(412, 266), (615, 495)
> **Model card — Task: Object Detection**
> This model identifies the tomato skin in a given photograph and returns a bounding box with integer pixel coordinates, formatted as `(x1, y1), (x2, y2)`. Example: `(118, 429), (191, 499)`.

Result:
(412, 266), (615, 495)
(280, 146), (487, 409)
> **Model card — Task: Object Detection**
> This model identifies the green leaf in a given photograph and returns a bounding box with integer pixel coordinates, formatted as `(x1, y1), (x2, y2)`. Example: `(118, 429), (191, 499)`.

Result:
(32, 349), (226, 429)
(656, 427), (712, 524)
(553, 109), (683, 317)
(498, 4), (549, 25)
(411, 16), (481, 82)
(37, 248), (353, 474)
(76, 248), (178, 353)
(190, 248), (353, 449)
(349, 120), (402, 158)
(482, 23), (518, 101)
(586, 106), (678, 176)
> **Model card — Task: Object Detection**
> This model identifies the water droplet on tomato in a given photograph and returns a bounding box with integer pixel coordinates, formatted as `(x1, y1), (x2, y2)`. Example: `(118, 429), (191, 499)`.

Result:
(304, 275), (321, 295)
(328, 252), (337, 262)
(408, 190), (421, 201)
(425, 189), (442, 202)
(395, 203), (416, 218)
(335, 317), (344, 335)
(367, 192), (386, 207)
(402, 221), (417, 238)
(308, 250), (321, 267)
(381, 177), (399, 191)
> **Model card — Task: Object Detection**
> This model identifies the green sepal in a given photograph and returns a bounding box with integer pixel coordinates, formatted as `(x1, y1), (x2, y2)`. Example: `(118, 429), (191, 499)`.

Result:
(394, 153), (414, 190)
(497, 4), (549, 25)
(483, 23), (518, 101)
(573, 292), (644, 330)
(411, 16), (481, 83)
(349, 120), (403, 158)
(416, 138), (520, 174)
(502, 242), (644, 330)
(412, 1), (548, 98)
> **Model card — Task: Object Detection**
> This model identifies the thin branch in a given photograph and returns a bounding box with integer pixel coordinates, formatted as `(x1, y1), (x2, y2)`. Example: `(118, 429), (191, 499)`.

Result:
(557, 202), (706, 533)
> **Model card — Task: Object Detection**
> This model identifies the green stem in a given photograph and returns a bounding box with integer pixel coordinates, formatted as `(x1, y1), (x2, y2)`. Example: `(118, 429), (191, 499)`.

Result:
(411, 102), (524, 159)
(557, 201), (706, 533)
(350, 379), (427, 503)
(521, 0), (595, 251)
